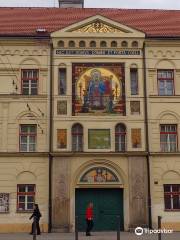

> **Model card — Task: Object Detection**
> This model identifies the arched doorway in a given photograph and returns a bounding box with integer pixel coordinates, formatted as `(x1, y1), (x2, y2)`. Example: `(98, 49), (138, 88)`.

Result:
(75, 166), (124, 231)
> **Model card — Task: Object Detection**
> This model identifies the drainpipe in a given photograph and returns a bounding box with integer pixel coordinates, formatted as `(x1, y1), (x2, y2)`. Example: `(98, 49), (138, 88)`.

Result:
(48, 41), (53, 233)
(143, 41), (152, 229)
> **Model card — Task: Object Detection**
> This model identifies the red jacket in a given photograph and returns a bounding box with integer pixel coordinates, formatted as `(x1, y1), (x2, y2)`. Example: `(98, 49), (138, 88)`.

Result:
(86, 207), (93, 220)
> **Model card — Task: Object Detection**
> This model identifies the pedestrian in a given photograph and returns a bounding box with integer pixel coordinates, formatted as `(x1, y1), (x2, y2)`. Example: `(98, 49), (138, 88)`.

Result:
(29, 203), (42, 235)
(85, 202), (94, 236)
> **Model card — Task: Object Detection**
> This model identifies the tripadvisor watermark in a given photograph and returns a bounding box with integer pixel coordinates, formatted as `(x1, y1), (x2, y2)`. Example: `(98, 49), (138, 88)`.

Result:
(135, 227), (173, 236)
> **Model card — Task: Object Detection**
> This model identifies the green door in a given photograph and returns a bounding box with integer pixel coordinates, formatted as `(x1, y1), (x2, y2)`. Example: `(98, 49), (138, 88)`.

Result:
(75, 188), (124, 231)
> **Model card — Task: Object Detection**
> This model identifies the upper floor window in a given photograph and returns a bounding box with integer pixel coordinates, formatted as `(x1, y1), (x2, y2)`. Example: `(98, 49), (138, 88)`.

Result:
(164, 184), (180, 211)
(17, 184), (35, 212)
(21, 70), (38, 95)
(160, 125), (177, 152)
(72, 124), (83, 152)
(20, 125), (37, 152)
(79, 41), (86, 48)
(111, 41), (117, 48)
(58, 40), (64, 48)
(69, 40), (75, 48)
(90, 41), (96, 48)
(121, 41), (128, 47)
(58, 68), (67, 95)
(115, 124), (126, 152)
(132, 41), (138, 48)
(158, 70), (174, 96)
(100, 41), (107, 48)
(130, 68), (138, 95)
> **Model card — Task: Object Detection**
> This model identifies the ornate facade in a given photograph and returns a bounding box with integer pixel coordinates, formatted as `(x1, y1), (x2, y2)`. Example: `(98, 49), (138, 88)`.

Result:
(0, 8), (179, 233)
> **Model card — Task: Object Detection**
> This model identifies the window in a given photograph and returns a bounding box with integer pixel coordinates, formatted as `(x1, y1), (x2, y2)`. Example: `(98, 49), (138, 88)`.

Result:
(58, 68), (67, 95)
(100, 41), (107, 48)
(90, 41), (96, 48)
(111, 41), (117, 48)
(131, 128), (141, 148)
(17, 184), (35, 211)
(130, 68), (138, 95)
(130, 101), (140, 115)
(72, 124), (83, 152)
(58, 40), (64, 47)
(132, 41), (138, 48)
(57, 129), (67, 149)
(158, 70), (174, 95)
(160, 125), (177, 152)
(79, 41), (86, 48)
(164, 184), (180, 210)
(121, 41), (128, 47)
(69, 40), (75, 48)
(21, 70), (38, 95)
(20, 125), (37, 152)
(115, 124), (126, 152)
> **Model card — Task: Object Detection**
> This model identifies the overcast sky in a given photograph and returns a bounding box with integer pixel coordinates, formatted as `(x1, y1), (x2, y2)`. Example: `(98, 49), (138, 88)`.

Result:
(0, 0), (180, 9)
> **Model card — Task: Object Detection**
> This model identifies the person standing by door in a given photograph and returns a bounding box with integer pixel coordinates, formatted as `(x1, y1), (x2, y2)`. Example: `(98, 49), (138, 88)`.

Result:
(85, 202), (94, 236)
(29, 204), (42, 235)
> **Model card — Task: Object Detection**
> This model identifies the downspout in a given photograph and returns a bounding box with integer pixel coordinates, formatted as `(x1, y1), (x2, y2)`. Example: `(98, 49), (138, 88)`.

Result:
(143, 41), (152, 229)
(48, 41), (53, 233)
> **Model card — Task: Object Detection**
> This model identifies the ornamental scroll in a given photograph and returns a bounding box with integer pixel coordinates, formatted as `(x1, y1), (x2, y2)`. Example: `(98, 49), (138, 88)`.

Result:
(73, 20), (123, 33)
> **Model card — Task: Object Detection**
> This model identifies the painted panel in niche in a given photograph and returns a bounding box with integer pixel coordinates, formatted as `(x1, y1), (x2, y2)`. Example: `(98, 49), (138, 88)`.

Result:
(80, 167), (119, 183)
(131, 128), (141, 148)
(72, 63), (125, 115)
(88, 129), (110, 149)
(57, 129), (67, 149)
(0, 193), (9, 213)
(57, 100), (67, 115)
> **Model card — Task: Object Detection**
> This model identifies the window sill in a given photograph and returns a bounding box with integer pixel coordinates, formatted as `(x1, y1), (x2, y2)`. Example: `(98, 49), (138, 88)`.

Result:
(16, 210), (33, 213)
(164, 209), (180, 212)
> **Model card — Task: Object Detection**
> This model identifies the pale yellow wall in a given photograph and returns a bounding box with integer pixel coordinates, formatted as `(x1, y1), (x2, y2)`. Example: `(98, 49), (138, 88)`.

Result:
(0, 156), (49, 233)
(146, 41), (180, 230)
(150, 155), (180, 230)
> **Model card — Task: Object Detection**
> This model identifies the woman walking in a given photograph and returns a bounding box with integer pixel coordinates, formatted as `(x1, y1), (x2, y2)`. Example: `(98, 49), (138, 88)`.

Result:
(29, 204), (42, 235)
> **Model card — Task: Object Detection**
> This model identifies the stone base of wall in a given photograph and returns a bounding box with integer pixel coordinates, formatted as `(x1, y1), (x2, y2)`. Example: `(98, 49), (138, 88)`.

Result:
(162, 222), (180, 231)
(0, 223), (48, 233)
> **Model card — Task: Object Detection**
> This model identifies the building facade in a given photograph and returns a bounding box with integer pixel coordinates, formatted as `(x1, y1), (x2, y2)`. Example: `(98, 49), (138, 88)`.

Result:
(0, 7), (179, 233)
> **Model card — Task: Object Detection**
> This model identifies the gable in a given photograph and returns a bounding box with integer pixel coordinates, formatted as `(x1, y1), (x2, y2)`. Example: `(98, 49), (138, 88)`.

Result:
(51, 15), (145, 38)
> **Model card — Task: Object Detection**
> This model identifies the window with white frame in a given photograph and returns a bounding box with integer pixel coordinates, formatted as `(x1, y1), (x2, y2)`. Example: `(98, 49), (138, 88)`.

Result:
(20, 125), (37, 152)
(160, 125), (177, 152)
(21, 70), (38, 95)
(158, 70), (174, 95)
(17, 184), (35, 211)
(164, 184), (180, 210)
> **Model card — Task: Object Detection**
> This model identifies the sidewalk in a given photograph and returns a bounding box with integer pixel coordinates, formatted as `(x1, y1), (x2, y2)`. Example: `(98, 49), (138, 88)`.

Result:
(0, 232), (179, 240)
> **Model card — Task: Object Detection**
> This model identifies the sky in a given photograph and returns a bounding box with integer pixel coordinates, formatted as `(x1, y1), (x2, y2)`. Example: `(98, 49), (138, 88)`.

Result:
(0, 0), (180, 9)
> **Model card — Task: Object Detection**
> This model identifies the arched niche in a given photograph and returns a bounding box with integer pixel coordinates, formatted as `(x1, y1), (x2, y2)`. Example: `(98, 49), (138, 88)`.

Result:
(155, 59), (175, 69)
(17, 171), (36, 184)
(78, 166), (122, 185)
(162, 170), (180, 184)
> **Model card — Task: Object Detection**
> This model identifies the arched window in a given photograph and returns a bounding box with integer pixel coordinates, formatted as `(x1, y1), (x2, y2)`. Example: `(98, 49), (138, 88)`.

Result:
(132, 41), (138, 48)
(100, 41), (107, 48)
(69, 40), (75, 48)
(90, 41), (96, 48)
(72, 123), (83, 152)
(58, 40), (64, 48)
(121, 41), (128, 47)
(79, 41), (86, 48)
(115, 124), (126, 152)
(111, 41), (117, 48)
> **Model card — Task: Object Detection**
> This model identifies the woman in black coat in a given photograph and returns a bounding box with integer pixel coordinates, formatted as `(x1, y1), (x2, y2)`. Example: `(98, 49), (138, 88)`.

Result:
(29, 204), (42, 235)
